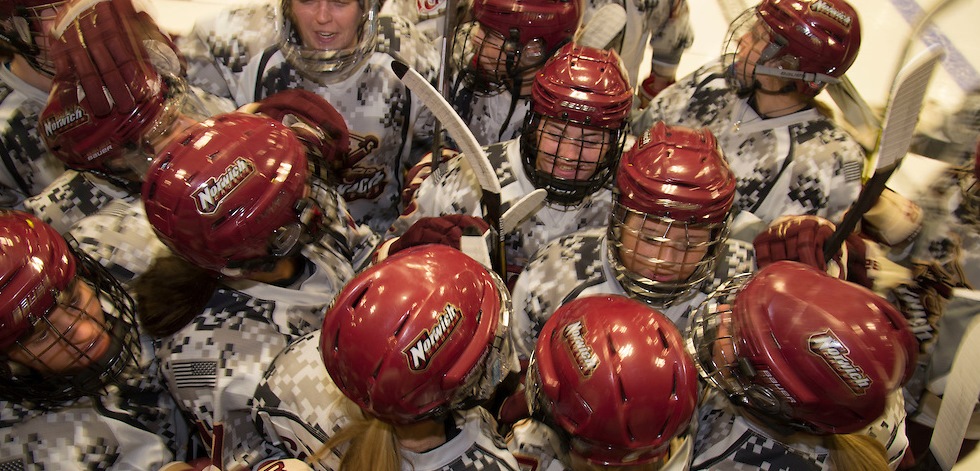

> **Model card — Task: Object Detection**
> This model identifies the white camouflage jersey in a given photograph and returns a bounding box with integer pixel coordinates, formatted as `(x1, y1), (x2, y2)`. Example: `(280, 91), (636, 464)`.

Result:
(391, 139), (613, 274)
(585, 0), (693, 87)
(252, 332), (523, 470)
(0, 63), (66, 209)
(155, 237), (359, 470)
(1, 312), (191, 469)
(509, 227), (755, 360)
(450, 86), (530, 146)
(691, 389), (909, 470)
(506, 418), (693, 471)
(631, 59), (864, 224)
(178, 2), (440, 233)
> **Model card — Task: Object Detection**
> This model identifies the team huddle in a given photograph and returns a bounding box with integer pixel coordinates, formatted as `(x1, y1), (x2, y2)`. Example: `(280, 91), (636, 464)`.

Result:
(1, 0), (978, 470)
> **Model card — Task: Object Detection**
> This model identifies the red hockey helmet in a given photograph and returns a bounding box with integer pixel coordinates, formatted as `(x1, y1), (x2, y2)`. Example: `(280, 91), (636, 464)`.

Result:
(608, 122), (736, 307)
(321, 244), (514, 425)
(687, 261), (918, 434)
(0, 0), (66, 74)
(473, 0), (580, 54)
(142, 112), (318, 277)
(527, 295), (698, 466)
(39, 74), (188, 189)
(521, 43), (632, 205)
(0, 210), (141, 408)
(723, 0), (861, 96)
(454, 0), (582, 94)
(0, 210), (75, 351)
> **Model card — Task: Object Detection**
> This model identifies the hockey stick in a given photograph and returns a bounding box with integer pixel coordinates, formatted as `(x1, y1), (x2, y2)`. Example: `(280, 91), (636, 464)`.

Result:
(502, 188), (546, 234)
(391, 60), (508, 277)
(575, 3), (627, 50)
(928, 295), (980, 470)
(822, 44), (945, 264)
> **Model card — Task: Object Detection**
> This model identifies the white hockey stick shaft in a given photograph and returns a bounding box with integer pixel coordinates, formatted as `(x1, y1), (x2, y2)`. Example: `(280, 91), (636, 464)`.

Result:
(391, 60), (508, 276)
(501, 188), (546, 234)
(823, 44), (945, 263)
(575, 3), (627, 50)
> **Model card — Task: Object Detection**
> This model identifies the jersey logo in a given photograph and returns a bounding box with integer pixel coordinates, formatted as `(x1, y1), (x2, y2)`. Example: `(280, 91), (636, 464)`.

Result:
(808, 330), (871, 394)
(810, 0), (853, 28)
(194, 157), (255, 214)
(404, 303), (463, 371)
(417, 0), (443, 15)
(338, 133), (386, 201)
(562, 320), (600, 377)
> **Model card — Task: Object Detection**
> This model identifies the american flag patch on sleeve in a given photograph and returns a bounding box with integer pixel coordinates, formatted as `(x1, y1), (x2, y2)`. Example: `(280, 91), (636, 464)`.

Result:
(172, 361), (218, 389)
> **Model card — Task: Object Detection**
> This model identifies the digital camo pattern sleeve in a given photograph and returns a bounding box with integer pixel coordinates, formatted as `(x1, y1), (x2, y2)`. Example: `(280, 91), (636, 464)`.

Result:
(67, 198), (171, 286)
(22, 170), (130, 233)
(584, 0), (693, 86)
(156, 284), (329, 470)
(177, 2), (278, 100)
(400, 407), (520, 471)
(0, 397), (175, 470)
(691, 389), (908, 471)
(0, 68), (66, 209)
(253, 331), (352, 468)
(510, 228), (618, 359)
(236, 15), (439, 233)
(634, 60), (864, 224)
(459, 90), (530, 146)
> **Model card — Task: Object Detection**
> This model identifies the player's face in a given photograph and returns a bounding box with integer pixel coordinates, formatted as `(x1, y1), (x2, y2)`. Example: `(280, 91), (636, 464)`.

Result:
(290, 0), (363, 51)
(6, 280), (113, 374)
(732, 22), (769, 87)
(618, 213), (711, 282)
(534, 119), (610, 181)
(471, 25), (508, 74)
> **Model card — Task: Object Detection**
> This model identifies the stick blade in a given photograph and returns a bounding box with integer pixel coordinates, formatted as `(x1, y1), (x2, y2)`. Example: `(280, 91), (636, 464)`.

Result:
(873, 44), (946, 174)
(575, 4), (627, 50)
(501, 188), (547, 234)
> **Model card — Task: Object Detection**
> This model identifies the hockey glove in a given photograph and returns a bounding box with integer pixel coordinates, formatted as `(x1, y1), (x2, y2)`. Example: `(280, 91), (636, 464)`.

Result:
(376, 215), (493, 267)
(638, 73), (675, 108)
(49, 0), (181, 118)
(242, 89), (350, 179)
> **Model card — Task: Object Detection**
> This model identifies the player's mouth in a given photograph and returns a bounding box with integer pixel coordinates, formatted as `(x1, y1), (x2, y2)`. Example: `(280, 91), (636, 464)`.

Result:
(311, 31), (341, 49)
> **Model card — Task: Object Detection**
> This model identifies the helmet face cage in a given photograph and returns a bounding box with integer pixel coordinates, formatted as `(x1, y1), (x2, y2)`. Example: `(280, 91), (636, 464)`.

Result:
(520, 115), (624, 206)
(722, 0), (857, 97)
(686, 262), (917, 435)
(445, 267), (515, 414)
(685, 272), (758, 401)
(276, 0), (379, 85)
(1, 1), (66, 75)
(452, 21), (543, 96)
(452, 0), (580, 97)
(956, 159), (980, 228)
(1, 244), (141, 409)
(607, 201), (731, 308)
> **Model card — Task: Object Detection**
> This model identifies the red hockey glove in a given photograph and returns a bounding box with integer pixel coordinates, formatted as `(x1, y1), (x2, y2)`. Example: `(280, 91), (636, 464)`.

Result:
(638, 74), (674, 108)
(49, 0), (181, 118)
(41, 0), (183, 180)
(753, 215), (839, 272)
(244, 90), (350, 178)
(389, 215), (491, 254)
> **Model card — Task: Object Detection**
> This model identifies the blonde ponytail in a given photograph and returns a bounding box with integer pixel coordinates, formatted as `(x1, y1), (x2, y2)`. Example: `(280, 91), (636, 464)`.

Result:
(311, 401), (401, 471)
(826, 433), (891, 471)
